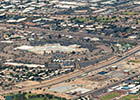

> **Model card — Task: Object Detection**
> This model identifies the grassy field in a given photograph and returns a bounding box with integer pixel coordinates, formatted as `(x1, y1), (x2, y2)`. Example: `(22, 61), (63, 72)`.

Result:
(96, 16), (117, 23)
(128, 60), (140, 63)
(121, 11), (139, 15)
(25, 93), (37, 99)
(100, 92), (120, 100)
(5, 93), (66, 100)
(27, 97), (61, 100)
(27, 98), (61, 100)
(72, 17), (90, 23)
(27, 98), (44, 100)
(119, 94), (140, 100)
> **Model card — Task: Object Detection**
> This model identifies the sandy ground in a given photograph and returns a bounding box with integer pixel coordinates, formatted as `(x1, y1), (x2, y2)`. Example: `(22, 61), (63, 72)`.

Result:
(0, 95), (5, 100)
(15, 80), (40, 88)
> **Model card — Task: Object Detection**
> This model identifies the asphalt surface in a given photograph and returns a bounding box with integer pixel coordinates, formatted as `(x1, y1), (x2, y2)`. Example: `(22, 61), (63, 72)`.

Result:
(79, 54), (114, 67)
(0, 45), (140, 96)
(74, 72), (140, 99)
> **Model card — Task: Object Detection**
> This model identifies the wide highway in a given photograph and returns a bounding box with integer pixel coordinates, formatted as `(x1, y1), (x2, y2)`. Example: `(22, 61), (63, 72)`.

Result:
(0, 45), (140, 95)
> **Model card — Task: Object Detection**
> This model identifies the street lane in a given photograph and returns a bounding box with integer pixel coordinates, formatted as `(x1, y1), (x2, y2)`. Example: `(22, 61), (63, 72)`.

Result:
(0, 45), (140, 95)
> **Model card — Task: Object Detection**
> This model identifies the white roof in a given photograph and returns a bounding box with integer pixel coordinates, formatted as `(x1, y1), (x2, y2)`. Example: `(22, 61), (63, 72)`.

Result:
(4, 62), (45, 68)
(68, 87), (90, 94)
(17, 18), (27, 22)
(0, 41), (13, 43)
(7, 19), (17, 23)
(14, 45), (33, 50)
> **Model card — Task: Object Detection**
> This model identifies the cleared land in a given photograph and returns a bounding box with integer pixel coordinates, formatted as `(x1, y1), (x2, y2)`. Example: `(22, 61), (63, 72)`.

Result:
(14, 43), (88, 54)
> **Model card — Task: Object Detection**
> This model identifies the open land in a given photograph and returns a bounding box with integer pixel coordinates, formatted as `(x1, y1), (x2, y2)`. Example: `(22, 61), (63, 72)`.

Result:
(0, 0), (140, 100)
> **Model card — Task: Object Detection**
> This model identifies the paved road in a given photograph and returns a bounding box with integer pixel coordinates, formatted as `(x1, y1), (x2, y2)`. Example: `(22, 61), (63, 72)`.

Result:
(0, 45), (140, 95)
(79, 54), (114, 67)
(74, 72), (140, 99)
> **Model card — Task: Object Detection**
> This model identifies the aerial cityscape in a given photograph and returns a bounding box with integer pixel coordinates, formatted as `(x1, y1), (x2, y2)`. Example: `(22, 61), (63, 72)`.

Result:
(0, 0), (140, 100)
